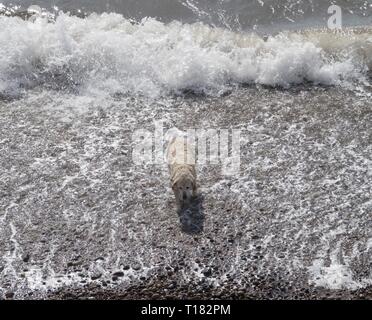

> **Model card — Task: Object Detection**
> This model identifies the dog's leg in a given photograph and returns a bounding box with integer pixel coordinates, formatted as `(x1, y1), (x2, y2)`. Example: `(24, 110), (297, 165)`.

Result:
(174, 190), (182, 211)
(192, 184), (197, 198)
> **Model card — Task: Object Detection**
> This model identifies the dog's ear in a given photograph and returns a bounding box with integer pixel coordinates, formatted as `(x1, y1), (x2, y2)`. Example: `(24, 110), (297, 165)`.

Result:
(172, 182), (177, 192)
(192, 182), (197, 196)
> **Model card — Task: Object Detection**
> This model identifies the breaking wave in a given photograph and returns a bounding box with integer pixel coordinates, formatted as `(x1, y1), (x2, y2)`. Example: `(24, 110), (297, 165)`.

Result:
(0, 12), (371, 98)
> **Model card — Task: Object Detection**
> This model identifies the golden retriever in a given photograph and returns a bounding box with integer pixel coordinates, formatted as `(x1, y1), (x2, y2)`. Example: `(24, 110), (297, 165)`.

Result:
(166, 135), (197, 210)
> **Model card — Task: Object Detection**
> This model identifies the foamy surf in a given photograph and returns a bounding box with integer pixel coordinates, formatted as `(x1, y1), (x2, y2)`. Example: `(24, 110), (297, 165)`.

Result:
(0, 12), (371, 98)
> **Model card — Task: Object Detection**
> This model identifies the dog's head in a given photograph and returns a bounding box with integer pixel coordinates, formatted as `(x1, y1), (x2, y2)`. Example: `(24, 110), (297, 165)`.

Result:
(172, 176), (196, 203)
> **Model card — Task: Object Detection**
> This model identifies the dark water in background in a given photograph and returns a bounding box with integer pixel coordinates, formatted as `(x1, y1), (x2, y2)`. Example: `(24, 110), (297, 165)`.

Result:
(1, 0), (371, 31)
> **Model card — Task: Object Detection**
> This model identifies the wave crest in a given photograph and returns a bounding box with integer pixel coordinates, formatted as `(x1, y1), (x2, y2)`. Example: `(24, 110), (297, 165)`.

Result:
(0, 12), (371, 98)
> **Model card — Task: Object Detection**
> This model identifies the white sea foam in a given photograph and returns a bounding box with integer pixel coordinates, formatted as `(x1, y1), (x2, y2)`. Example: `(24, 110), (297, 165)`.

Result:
(0, 12), (371, 98)
(308, 258), (372, 290)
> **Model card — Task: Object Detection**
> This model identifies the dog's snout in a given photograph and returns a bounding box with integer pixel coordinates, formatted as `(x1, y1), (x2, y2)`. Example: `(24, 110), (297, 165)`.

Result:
(183, 193), (187, 200)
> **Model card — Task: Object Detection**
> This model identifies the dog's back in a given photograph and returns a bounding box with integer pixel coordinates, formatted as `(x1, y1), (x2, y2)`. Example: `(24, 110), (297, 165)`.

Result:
(166, 136), (195, 166)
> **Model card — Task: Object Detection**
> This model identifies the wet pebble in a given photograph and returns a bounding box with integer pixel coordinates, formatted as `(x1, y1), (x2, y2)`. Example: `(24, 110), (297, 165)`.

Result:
(113, 271), (124, 277)
(5, 292), (14, 299)
(91, 272), (102, 280)
(22, 253), (30, 263)
(203, 269), (212, 277)
(132, 264), (141, 271)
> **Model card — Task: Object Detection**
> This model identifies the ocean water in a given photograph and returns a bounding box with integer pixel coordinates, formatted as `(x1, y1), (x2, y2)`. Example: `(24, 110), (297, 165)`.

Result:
(1, 0), (371, 30)
(0, 1), (371, 299)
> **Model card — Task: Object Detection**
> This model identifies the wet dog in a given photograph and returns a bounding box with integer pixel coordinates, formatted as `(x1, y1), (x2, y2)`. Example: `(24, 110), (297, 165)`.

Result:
(166, 135), (197, 211)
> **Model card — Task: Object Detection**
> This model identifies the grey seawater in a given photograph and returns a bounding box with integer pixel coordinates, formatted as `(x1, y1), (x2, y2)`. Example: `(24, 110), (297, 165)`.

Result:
(0, 1), (371, 300)
(1, 0), (371, 31)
